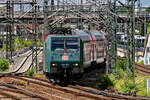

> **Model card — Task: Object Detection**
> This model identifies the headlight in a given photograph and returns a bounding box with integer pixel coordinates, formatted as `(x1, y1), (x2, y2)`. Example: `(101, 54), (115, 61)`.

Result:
(75, 63), (78, 66)
(52, 63), (57, 67)
(74, 63), (78, 66)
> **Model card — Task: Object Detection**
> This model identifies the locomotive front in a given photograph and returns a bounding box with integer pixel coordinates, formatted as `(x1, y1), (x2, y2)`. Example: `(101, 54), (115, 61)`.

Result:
(45, 35), (82, 80)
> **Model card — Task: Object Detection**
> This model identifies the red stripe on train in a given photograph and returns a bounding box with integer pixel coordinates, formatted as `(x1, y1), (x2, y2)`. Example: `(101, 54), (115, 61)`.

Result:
(43, 34), (55, 42)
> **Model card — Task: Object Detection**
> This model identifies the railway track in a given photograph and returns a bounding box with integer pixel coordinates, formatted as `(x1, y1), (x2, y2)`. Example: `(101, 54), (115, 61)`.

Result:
(0, 48), (42, 76)
(0, 51), (149, 99)
(0, 50), (32, 76)
(0, 80), (50, 100)
(77, 62), (106, 87)
(117, 57), (150, 76)
(135, 63), (150, 76)
(1, 75), (149, 100)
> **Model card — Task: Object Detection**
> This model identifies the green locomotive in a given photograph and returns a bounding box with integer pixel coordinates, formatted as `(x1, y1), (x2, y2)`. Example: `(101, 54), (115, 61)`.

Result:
(43, 28), (106, 83)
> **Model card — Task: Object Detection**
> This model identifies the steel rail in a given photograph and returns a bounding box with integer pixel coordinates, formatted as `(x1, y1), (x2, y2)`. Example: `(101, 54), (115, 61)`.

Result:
(135, 63), (150, 76)
(69, 85), (149, 100)
(14, 50), (42, 75)
(6, 76), (109, 100)
(0, 50), (32, 76)
(0, 48), (42, 76)
(5, 75), (149, 100)
(0, 81), (49, 100)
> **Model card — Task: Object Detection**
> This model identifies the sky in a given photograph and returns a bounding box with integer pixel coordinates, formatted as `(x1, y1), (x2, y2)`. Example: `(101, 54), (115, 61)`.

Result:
(121, 0), (150, 7)
(141, 0), (150, 6)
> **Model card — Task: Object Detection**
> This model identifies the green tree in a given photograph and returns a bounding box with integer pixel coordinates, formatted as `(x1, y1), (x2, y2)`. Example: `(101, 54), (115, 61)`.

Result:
(147, 22), (150, 35)
(138, 22), (144, 36)
(146, 6), (150, 12)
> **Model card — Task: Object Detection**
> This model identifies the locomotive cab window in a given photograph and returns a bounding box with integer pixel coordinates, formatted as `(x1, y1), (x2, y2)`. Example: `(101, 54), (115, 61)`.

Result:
(66, 39), (78, 50)
(51, 38), (79, 51)
(51, 39), (64, 51)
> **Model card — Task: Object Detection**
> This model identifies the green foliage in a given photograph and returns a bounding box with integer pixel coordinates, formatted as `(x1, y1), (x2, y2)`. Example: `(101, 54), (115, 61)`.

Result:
(138, 22), (150, 36)
(102, 58), (150, 97)
(14, 38), (20, 51)
(146, 6), (150, 12)
(117, 58), (126, 70)
(96, 75), (114, 90)
(13, 38), (34, 51)
(0, 59), (9, 72)
(26, 68), (34, 76)
(138, 23), (144, 36)
(120, 80), (138, 94)
(138, 60), (144, 65)
(136, 77), (150, 97)
(147, 22), (150, 35)
(37, 41), (43, 47)
(22, 40), (32, 47)
(117, 58), (132, 72)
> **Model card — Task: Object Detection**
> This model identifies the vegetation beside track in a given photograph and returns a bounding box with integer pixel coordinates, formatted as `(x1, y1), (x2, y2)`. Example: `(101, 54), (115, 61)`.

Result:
(14, 38), (43, 51)
(14, 38), (32, 51)
(0, 59), (9, 72)
(138, 60), (144, 65)
(25, 68), (35, 76)
(96, 58), (150, 97)
(147, 22), (150, 35)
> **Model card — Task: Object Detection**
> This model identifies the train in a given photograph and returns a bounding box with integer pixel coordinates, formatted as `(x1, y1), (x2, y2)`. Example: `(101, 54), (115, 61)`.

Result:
(144, 34), (150, 65)
(43, 27), (107, 83)
(116, 32), (145, 47)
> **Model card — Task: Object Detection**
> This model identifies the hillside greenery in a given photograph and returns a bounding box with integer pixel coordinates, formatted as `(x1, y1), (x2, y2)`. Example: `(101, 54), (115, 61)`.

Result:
(96, 59), (150, 97)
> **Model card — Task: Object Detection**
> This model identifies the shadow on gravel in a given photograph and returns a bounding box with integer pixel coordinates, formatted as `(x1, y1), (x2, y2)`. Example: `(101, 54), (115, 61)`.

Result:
(71, 62), (106, 88)
(50, 62), (106, 87)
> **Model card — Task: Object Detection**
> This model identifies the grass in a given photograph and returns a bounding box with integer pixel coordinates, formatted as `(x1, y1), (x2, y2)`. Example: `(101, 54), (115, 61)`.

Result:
(114, 72), (150, 97)
(96, 58), (150, 97)
(101, 72), (150, 97)
(25, 68), (35, 76)
(138, 60), (144, 65)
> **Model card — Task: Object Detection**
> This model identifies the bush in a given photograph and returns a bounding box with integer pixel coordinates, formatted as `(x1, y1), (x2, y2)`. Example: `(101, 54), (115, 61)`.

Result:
(138, 60), (144, 65)
(117, 58), (133, 74)
(37, 41), (43, 47)
(22, 40), (32, 47)
(0, 59), (9, 72)
(118, 58), (126, 71)
(26, 68), (34, 76)
(96, 75), (114, 90)
(14, 38), (20, 51)
(120, 80), (138, 94)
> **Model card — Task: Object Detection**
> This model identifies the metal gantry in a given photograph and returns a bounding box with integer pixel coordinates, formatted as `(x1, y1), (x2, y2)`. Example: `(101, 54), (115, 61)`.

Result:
(0, 0), (139, 77)
(31, 0), (38, 73)
(0, 0), (39, 72)
(42, 0), (119, 74)
(126, 0), (136, 82)
(6, 1), (12, 60)
(43, 0), (49, 36)
(106, 0), (118, 74)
